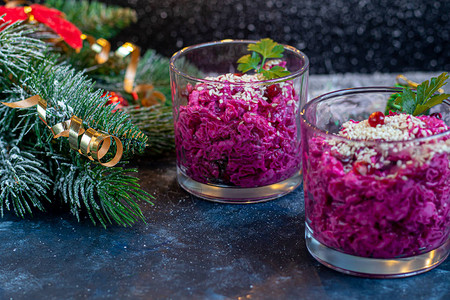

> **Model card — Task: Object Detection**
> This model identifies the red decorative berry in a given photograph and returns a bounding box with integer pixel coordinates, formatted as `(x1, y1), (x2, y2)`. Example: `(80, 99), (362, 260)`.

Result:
(430, 112), (442, 120)
(264, 84), (281, 100)
(353, 161), (374, 176)
(102, 91), (129, 112)
(368, 111), (385, 127)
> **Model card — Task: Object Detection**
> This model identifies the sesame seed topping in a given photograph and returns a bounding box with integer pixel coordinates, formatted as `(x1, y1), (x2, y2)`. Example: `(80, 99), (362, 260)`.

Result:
(327, 113), (450, 173)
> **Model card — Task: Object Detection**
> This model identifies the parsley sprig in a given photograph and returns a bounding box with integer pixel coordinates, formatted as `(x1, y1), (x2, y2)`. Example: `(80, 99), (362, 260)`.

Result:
(389, 72), (450, 116)
(237, 38), (291, 79)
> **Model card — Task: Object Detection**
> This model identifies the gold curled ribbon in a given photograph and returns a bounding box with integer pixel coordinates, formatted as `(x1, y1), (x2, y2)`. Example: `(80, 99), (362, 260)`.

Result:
(133, 84), (166, 106)
(80, 34), (165, 105)
(80, 34), (110, 64)
(396, 74), (445, 94)
(81, 35), (140, 93)
(115, 42), (140, 93)
(2, 95), (123, 167)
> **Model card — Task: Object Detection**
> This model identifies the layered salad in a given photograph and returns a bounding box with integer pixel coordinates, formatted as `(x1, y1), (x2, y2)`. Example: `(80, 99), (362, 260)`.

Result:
(175, 72), (300, 187)
(304, 110), (450, 258)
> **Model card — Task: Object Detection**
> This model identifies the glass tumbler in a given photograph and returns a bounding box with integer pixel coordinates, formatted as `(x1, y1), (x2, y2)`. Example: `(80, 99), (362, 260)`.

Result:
(170, 40), (309, 203)
(301, 87), (450, 277)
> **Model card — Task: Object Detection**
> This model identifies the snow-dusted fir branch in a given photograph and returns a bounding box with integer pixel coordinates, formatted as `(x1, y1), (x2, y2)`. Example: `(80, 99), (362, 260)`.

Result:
(0, 20), (47, 77)
(0, 20), (151, 227)
(0, 137), (52, 218)
(52, 153), (152, 227)
(6, 57), (148, 154)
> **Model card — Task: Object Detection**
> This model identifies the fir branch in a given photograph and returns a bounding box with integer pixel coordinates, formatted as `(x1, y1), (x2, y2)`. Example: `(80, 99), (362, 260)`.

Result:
(135, 50), (172, 101)
(123, 104), (175, 155)
(53, 155), (153, 227)
(43, 0), (137, 39)
(0, 21), (152, 227)
(0, 20), (47, 78)
(0, 137), (51, 218)
(5, 56), (148, 155)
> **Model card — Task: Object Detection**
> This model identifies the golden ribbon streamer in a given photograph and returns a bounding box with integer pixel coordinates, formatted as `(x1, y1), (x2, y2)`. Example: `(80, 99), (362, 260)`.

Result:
(81, 34), (166, 105)
(2, 95), (123, 167)
(396, 74), (445, 94)
(81, 34), (110, 64)
(115, 42), (140, 94)
(82, 35), (140, 93)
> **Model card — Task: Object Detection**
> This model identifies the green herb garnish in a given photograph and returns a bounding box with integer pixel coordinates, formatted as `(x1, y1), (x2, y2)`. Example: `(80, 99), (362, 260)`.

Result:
(237, 38), (291, 79)
(390, 72), (450, 116)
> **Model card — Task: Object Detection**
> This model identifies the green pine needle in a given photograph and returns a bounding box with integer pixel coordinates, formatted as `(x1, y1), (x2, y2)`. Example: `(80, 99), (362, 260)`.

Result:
(0, 138), (51, 218)
(123, 104), (175, 155)
(54, 156), (153, 228)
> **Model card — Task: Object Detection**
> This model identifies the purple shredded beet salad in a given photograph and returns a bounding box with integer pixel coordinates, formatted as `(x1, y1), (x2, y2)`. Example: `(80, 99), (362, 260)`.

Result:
(304, 113), (450, 258)
(175, 73), (301, 187)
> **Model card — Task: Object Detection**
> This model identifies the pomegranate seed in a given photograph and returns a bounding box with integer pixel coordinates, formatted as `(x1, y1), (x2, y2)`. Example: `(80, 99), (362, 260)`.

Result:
(353, 161), (374, 176)
(430, 112), (442, 120)
(186, 83), (193, 93)
(264, 84), (281, 100)
(368, 111), (385, 127)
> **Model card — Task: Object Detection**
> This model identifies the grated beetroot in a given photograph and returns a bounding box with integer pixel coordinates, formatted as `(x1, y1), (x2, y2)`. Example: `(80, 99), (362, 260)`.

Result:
(304, 113), (450, 258)
(175, 74), (301, 187)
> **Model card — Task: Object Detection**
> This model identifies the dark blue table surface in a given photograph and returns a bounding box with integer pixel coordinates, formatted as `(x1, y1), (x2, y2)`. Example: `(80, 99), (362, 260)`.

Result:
(0, 154), (449, 300)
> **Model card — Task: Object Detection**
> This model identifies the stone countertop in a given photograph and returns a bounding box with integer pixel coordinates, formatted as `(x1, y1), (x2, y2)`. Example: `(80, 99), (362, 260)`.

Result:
(0, 73), (449, 299)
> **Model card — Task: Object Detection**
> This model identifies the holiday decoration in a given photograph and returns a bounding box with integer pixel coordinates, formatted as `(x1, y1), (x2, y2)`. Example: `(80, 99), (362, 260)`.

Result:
(1, 0), (177, 156)
(0, 16), (150, 227)
(42, 0), (176, 155)
(0, 0), (200, 227)
(103, 91), (129, 111)
(3, 95), (124, 167)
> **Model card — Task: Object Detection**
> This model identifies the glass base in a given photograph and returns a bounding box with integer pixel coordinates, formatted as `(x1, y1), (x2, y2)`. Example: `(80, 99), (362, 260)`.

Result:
(305, 223), (450, 278)
(177, 168), (302, 203)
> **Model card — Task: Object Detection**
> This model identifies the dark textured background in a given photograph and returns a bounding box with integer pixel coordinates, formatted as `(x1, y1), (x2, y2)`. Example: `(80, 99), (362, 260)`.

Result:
(100, 0), (450, 74)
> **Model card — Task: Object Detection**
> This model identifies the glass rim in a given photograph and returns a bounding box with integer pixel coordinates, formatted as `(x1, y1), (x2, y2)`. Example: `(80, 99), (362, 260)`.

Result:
(301, 86), (450, 145)
(169, 39), (309, 84)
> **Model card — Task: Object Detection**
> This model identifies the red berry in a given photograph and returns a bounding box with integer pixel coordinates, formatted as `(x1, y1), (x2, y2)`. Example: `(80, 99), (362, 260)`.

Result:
(102, 91), (129, 112)
(353, 161), (374, 176)
(368, 111), (385, 127)
(430, 112), (442, 120)
(264, 84), (281, 100)
(186, 83), (193, 93)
